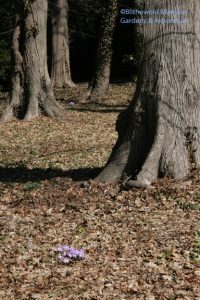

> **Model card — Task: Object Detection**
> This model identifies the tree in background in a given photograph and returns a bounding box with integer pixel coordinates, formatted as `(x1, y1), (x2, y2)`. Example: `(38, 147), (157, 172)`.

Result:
(97, 0), (200, 187)
(0, 0), (136, 93)
(84, 0), (118, 103)
(51, 0), (75, 89)
(1, 0), (63, 121)
(0, 1), (13, 90)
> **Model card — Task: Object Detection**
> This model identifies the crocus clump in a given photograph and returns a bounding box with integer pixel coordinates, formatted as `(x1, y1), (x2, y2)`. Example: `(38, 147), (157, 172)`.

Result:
(55, 245), (85, 263)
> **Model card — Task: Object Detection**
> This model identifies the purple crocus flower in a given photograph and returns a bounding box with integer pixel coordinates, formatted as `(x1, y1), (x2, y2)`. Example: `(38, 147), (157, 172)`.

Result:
(69, 101), (75, 106)
(55, 245), (85, 263)
(56, 245), (70, 252)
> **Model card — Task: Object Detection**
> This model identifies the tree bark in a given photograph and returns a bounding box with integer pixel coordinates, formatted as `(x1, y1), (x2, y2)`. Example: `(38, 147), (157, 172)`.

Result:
(1, 1), (23, 121)
(97, 0), (200, 187)
(84, 0), (118, 103)
(1, 0), (63, 121)
(51, 0), (75, 89)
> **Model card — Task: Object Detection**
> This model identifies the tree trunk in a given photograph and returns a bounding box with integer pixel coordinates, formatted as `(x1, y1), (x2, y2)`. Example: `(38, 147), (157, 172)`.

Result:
(84, 0), (118, 103)
(51, 0), (75, 89)
(97, 0), (200, 187)
(1, 0), (63, 121)
(1, 1), (23, 122)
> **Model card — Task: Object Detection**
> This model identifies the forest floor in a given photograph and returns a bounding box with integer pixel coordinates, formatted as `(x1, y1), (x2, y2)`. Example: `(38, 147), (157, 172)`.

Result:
(0, 83), (199, 300)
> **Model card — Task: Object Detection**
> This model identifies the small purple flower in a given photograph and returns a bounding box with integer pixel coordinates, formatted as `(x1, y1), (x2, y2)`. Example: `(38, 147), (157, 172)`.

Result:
(57, 245), (70, 251)
(69, 101), (75, 106)
(55, 245), (85, 263)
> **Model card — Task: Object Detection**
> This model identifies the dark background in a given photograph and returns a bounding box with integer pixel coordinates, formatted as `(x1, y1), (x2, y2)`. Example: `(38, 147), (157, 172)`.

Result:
(0, 0), (137, 90)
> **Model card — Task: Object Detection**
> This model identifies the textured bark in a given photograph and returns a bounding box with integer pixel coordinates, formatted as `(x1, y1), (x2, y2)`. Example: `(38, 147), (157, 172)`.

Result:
(1, 1), (23, 121)
(51, 0), (75, 89)
(97, 0), (200, 187)
(1, 0), (63, 121)
(85, 0), (118, 103)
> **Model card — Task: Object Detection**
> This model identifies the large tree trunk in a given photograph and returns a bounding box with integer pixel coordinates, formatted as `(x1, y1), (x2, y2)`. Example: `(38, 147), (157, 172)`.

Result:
(97, 0), (200, 187)
(84, 0), (118, 103)
(51, 0), (75, 89)
(1, 1), (23, 121)
(1, 0), (63, 121)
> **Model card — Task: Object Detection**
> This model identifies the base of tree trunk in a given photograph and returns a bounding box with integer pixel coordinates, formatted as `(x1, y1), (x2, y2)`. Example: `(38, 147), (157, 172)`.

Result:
(96, 103), (200, 187)
(83, 81), (109, 103)
(1, 106), (15, 122)
(1, 91), (64, 122)
(52, 80), (76, 90)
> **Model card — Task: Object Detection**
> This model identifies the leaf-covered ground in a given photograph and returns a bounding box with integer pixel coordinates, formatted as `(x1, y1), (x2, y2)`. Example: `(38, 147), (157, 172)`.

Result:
(0, 83), (199, 300)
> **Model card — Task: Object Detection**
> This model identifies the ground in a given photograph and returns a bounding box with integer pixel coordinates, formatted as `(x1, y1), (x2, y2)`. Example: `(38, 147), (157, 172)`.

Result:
(0, 83), (199, 300)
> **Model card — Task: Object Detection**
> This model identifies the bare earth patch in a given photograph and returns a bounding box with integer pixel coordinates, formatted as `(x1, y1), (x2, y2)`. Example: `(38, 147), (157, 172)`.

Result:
(0, 84), (199, 300)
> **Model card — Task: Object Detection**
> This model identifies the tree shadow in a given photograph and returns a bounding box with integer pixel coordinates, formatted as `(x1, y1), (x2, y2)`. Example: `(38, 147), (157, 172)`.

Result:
(65, 102), (128, 113)
(0, 165), (101, 183)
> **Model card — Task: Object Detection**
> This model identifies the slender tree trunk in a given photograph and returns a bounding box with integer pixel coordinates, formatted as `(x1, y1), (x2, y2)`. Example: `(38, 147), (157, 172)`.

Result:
(84, 0), (118, 103)
(97, 0), (200, 187)
(1, 0), (63, 121)
(51, 0), (75, 89)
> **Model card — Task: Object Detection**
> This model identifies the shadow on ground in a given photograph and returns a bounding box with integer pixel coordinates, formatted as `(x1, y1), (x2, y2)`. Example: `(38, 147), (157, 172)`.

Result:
(62, 100), (128, 113)
(0, 165), (101, 183)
